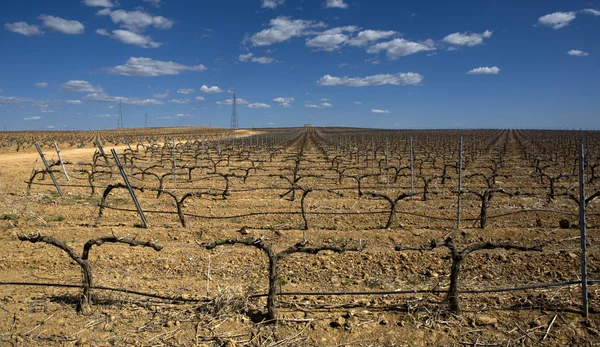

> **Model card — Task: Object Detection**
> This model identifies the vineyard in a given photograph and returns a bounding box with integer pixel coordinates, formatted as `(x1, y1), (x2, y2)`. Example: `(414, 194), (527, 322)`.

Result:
(1, 127), (599, 346)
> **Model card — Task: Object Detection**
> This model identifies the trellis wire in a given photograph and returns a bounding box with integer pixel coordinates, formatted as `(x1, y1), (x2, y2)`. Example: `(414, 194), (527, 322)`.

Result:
(0, 279), (594, 304)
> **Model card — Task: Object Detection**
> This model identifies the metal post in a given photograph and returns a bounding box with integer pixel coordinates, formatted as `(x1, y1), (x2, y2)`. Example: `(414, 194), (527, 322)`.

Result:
(173, 138), (176, 186)
(94, 139), (113, 173)
(385, 137), (389, 169)
(54, 142), (69, 182)
(355, 137), (359, 164)
(110, 149), (148, 228)
(471, 135), (476, 162)
(579, 143), (588, 318)
(457, 136), (463, 229)
(371, 136), (375, 175)
(218, 136), (221, 157)
(362, 135), (365, 168)
(201, 135), (205, 174)
(410, 137), (414, 200)
(35, 143), (62, 196)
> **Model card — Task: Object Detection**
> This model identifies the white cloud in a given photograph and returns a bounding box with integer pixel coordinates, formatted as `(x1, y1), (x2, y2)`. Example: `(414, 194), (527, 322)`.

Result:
(84, 92), (164, 105)
(35, 82), (49, 88)
(143, 0), (163, 8)
(170, 98), (191, 104)
(317, 72), (424, 86)
(97, 9), (173, 32)
(262, 0), (284, 9)
(47, 125), (55, 129)
(443, 30), (492, 47)
(367, 38), (435, 59)
(156, 116), (183, 120)
(346, 30), (396, 46)
(96, 28), (110, 36)
(568, 49), (589, 56)
(467, 66), (500, 75)
(200, 85), (223, 93)
(252, 56), (276, 64)
(177, 88), (195, 94)
(60, 80), (103, 92)
(354, 101), (361, 104)
(538, 11), (576, 29)
(273, 97), (294, 107)
(248, 102), (271, 108)
(371, 109), (390, 114)
(238, 53), (277, 64)
(66, 100), (83, 104)
(249, 16), (325, 46)
(216, 98), (248, 106)
(153, 90), (169, 98)
(306, 33), (346, 50)
(306, 26), (358, 51)
(83, 0), (114, 7)
(95, 114), (111, 118)
(324, 0), (348, 9)
(110, 29), (162, 48)
(38, 15), (84, 35)
(582, 9), (600, 16)
(305, 102), (332, 108)
(40, 108), (54, 113)
(24, 116), (42, 121)
(107, 57), (207, 77)
(195, 96), (205, 101)
(0, 96), (33, 104)
(5, 22), (44, 36)
(176, 113), (192, 117)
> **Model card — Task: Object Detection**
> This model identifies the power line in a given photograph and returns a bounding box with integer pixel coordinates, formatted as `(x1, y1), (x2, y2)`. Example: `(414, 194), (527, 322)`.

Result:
(230, 90), (238, 129)
(117, 100), (123, 129)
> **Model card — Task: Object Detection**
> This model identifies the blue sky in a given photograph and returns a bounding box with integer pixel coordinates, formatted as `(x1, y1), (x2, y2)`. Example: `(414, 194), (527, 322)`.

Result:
(1, 0), (599, 130)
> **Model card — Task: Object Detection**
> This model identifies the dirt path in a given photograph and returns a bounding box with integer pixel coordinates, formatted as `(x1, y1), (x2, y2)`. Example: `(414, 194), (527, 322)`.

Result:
(0, 145), (128, 167)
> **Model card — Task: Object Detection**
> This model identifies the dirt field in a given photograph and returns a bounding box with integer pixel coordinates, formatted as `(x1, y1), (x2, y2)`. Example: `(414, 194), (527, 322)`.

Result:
(0, 127), (599, 346)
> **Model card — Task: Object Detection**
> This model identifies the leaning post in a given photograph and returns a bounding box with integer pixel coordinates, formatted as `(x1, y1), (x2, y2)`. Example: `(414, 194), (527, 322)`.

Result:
(35, 143), (62, 196)
(110, 148), (148, 228)
(54, 142), (70, 182)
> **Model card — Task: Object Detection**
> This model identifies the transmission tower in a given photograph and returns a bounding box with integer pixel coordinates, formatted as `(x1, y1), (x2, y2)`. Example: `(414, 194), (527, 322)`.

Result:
(144, 113), (148, 128)
(230, 90), (238, 129)
(117, 100), (123, 129)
